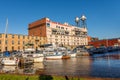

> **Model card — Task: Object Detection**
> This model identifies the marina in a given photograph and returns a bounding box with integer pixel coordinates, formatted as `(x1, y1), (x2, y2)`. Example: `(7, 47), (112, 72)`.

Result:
(0, 0), (120, 79)
(0, 50), (120, 78)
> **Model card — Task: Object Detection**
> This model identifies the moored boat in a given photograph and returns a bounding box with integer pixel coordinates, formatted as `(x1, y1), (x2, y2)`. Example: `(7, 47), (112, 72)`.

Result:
(70, 53), (77, 57)
(62, 54), (71, 59)
(0, 51), (19, 66)
(22, 49), (44, 63)
(44, 46), (70, 60)
(1, 57), (19, 66)
(45, 54), (63, 60)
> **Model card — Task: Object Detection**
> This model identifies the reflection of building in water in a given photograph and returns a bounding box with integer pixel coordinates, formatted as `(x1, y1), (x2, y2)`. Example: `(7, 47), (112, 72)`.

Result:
(75, 57), (92, 74)
(0, 62), (45, 74)
(44, 57), (92, 76)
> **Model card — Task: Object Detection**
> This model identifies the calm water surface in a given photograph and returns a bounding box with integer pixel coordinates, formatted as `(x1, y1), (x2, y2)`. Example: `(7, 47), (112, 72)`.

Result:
(44, 51), (120, 78)
(0, 51), (120, 78)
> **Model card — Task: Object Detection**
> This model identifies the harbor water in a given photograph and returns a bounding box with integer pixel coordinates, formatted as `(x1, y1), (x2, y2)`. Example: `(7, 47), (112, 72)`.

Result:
(0, 51), (120, 78)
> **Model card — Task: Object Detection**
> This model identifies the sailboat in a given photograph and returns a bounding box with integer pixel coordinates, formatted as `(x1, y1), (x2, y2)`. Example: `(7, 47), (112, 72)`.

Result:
(1, 18), (19, 66)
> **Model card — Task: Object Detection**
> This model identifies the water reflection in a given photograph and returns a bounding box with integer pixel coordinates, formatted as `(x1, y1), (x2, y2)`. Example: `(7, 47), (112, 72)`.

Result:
(0, 62), (45, 74)
(0, 51), (120, 78)
(44, 57), (92, 76)
(90, 51), (120, 78)
(0, 65), (17, 73)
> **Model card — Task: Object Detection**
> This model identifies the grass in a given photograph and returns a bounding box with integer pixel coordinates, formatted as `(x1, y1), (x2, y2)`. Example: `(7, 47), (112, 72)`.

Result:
(0, 74), (119, 80)
(0, 74), (38, 80)
(0, 74), (84, 80)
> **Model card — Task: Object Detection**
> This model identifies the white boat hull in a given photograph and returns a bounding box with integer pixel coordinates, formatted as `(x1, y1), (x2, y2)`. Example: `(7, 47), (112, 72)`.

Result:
(33, 57), (44, 63)
(45, 55), (63, 60)
(2, 65), (16, 72)
(70, 53), (76, 58)
(1, 58), (19, 66)
(22, 52), (44, 62)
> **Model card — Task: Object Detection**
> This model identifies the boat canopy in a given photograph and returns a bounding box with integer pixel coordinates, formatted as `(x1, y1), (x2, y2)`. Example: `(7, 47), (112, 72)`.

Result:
(40, 44), (53, 47)
(4, 51), (10, 57)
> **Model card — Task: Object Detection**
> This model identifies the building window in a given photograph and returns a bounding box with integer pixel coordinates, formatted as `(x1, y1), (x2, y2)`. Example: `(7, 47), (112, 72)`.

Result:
(0, 34), (2, 38)
(28, 36), (29, 39)
(18, 46), (20, 50)
(12, 35), (14, 38)
(32, 36), (34, 39)
(50, 35), (52, 37)
(55, 35), (58, 37)
(61, 27), (64, 29)
(5, 47), (7, 51)
(18, 41), (20, 45)
(23, 47), (25, 50)
(5, 34), (8, 38)
(12, 40), (14, 45)
(23, 41), (25, 45)
(5, 40), (8, 45)
(56, 25), (59, 28)
(36, 36), (38, 39)
(40, 42), (41, 45)
(0, 40), (1, 44)
(18, 35), (20, 39)
(46, 23), (50, 27)
(23, 36), (25, 39)
(12, 46), (14, 51)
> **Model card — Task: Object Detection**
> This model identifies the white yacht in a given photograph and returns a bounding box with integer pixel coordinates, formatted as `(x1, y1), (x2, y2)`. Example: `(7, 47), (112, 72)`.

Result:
(44, 46), (70, 60)
(22, 48), (44, 63)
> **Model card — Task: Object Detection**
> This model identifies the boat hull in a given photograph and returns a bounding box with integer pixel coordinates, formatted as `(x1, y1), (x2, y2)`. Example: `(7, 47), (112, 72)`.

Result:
(62, 55), (71, 59)
(1, 59), (19, 66)
(70, 53), (76, 58)
(33, 57), (44, 63)
(45, 55), (63, 60)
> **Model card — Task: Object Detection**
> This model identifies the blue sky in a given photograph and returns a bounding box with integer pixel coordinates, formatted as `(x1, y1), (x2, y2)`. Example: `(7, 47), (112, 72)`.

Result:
(0, 0), (120, 39)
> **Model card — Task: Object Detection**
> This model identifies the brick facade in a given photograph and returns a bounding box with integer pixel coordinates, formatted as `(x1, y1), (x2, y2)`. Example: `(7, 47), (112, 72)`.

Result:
(28, 18), (47, 37)
(88, 38), (120, 48)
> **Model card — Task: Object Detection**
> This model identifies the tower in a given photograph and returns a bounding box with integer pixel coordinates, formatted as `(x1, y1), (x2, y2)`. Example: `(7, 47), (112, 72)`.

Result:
(80, 15), (87, 28)
(75, 17), (80, 27)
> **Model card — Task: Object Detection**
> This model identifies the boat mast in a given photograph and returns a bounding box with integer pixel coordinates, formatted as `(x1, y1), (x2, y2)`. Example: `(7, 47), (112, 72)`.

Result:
(2, 18), (8, 52)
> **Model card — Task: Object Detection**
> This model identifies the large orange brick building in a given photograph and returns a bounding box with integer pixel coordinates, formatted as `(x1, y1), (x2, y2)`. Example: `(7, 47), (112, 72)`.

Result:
(28, 17), (88, 47)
